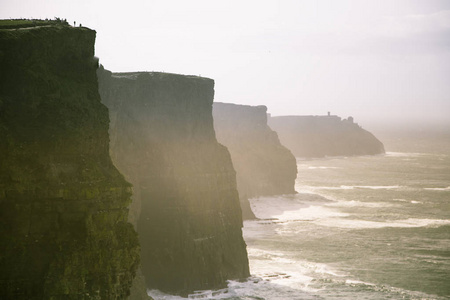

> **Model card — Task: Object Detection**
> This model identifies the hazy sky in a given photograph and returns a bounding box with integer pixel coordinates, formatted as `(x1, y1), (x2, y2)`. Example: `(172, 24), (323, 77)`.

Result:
(2, 0), (450, 128)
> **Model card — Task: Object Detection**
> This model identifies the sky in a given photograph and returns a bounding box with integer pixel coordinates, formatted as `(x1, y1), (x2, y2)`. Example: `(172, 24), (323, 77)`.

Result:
(2, 0), (450, 129)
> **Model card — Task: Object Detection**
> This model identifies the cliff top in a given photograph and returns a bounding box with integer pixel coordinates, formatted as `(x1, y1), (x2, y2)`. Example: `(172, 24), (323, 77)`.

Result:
(269, 115), (366, 134)
(215, 102), (267, 112)
(213, 102), (269, 129)
(111, 70), (213, 83)
(0, 18), (72, 29)
(0, 19), (94, 43)
(271, 115), (341, 120)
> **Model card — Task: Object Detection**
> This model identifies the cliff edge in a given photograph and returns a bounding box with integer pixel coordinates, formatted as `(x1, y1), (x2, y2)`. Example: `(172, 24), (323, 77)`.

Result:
(0, 21), (139, 299)
(268, 115), (385, 158)
(213, 103), (297, 219)
(97, 68), (250, 296)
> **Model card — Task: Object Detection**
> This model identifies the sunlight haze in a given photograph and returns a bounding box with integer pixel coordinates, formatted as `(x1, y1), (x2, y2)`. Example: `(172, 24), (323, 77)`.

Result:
(2, 0), (449, 128)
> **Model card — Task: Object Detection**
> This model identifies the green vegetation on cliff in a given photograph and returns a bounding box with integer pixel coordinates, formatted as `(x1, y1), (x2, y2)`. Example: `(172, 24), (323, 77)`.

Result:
(0, 18), (69, 29)
(0, 23), (139, 299)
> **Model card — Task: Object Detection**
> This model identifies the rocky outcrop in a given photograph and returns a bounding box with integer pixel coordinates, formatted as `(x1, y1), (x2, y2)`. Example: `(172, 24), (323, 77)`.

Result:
(97, 69), (250, 296)
(268, 115), (385, 158)
(213, 103), (297, 219)
(0, 21), (139, 299)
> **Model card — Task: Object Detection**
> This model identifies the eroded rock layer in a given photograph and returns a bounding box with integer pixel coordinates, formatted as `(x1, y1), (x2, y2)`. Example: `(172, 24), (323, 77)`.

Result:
(97, 69), (250, 296)
(213, 103), (297, 219)
(0, 22), (139, 299)
(269, 115), (385, 158)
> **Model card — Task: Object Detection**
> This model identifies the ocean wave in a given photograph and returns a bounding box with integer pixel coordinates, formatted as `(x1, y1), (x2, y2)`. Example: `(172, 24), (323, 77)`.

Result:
(393, 198), (408, 202)
(306, 166), (340, 170)
(301, 185), (403, 191)
(392, 198), (423, 204)
(148, 265), (320, 299)
(249, 194), (332, 220)
(248, 247), (343, 291)
(250, 199), (348, 222)
(314, 218), (450, 229)
(352, 185), (402, 190)
(326, 200), (395, 208)
(424, 186), (450, 191)
(148, 289), (186, 300)
(385, 151), (424, 157)
(249, 194), (448, 230)
(248, 248), (342, 277)
(272, 205), (349, 222)
(149, 241), (450, 300)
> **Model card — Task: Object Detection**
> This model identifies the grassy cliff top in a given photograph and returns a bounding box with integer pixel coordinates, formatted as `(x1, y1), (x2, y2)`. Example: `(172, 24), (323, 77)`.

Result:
(214, 102), (268, 111)
(0, 18), (70, 29)
(111, 70), (213, 82)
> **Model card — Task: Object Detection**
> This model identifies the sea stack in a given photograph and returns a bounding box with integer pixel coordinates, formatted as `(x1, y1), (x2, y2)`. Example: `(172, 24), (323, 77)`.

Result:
(213, 103), (298, 219)
(269, 115), (385, 158)
(0, 20), (139, 299)
(97, 68), (250, 296)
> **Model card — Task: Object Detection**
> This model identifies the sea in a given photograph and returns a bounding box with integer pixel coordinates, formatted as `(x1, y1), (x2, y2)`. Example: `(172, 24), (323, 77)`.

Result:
(149, 129), (450, 300)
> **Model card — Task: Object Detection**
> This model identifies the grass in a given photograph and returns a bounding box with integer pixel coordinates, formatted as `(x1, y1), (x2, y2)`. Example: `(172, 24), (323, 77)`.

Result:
(0, 18), (69, 29)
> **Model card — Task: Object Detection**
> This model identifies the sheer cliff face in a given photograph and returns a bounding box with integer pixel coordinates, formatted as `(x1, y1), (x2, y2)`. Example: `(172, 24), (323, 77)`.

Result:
(213, 103), (298, 219)
(0, 24), (139, 299)
(97, 69), (250, 296)
(268, 116), (385, 158)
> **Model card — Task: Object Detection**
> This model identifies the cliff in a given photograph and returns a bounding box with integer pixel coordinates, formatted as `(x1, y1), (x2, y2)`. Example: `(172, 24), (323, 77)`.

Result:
(213, 103), (297, 219)
(0, 21), (139, 299)
(268, 115), (385, 158)
(97, 68), (250, 296)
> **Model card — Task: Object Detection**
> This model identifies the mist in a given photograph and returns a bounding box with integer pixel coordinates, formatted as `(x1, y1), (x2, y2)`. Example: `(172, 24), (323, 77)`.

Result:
(2, 0), (449, 129)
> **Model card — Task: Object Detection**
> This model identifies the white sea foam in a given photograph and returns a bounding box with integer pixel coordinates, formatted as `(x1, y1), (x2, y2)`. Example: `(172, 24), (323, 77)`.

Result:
(352, 185), (402, 190)
(249, 193), (331, 220)
(248, 248), (340, 277)
(250, 194), (449, 231)
(326, 200), (395, 208)
(247, 248), (290, 260)
(303, 185), (403, 191)
(393, 198), (408, 202)
(424, 186), (450, 191)
(385, 151), (424, 157)
(306, 166), (340, 170)
(250, 196), (308, 220)
(345, 279), (375, 286)
(392, 198), (423, 204)
(272, 205), (349, 222)
(314, 218), (450, 229)
(250, 194), (349, 222)
(148, 248), (324, 299)
(248, 247), (342, 292)
(148, 289), (186, 300)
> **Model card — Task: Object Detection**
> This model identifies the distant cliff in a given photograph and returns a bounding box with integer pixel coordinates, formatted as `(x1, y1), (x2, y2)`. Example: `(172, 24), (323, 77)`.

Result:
(0, 21), (139, 299)
(213, 103), (297, 219)
(97, 68), (250, 296)
(268, 115), (385, 158)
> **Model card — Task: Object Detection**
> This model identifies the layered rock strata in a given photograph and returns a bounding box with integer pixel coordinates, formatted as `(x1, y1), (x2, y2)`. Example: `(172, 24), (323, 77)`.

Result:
(213, 103), (297, 219)
(97, 69), (250, 296)
(0, 21), (139, 299)
(269, 115), (385, 158)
